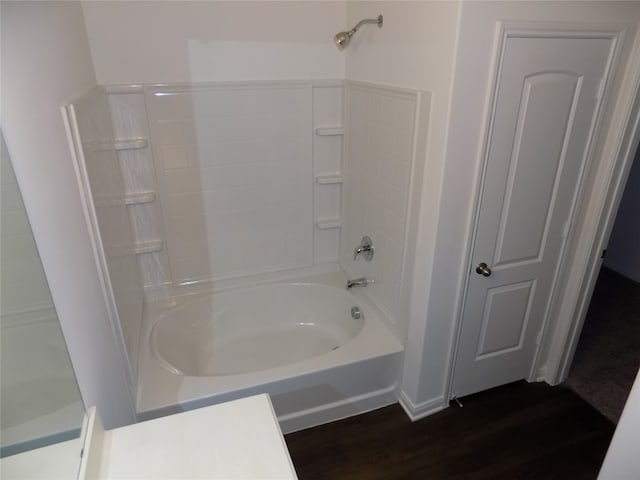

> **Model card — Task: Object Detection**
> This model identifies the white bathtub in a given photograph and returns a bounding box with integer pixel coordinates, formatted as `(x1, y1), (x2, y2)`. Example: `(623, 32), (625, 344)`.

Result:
(137, 271), (403, 433)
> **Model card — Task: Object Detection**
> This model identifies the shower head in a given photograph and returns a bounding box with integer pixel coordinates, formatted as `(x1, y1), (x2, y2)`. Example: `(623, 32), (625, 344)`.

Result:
(334, 14), (383, 50)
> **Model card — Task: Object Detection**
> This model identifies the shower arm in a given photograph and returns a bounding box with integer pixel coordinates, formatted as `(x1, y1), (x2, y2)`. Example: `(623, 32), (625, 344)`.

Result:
(348, 15), (383, 37)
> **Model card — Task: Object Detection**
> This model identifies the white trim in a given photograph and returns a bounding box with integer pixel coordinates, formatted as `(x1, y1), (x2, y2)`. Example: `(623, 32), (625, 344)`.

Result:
(104, 84), (144, 95)
(63, 96), (136, 395)
(545, 43), (640, 384)
(278, 386), (398, 434)
(398, 391), (447, 422)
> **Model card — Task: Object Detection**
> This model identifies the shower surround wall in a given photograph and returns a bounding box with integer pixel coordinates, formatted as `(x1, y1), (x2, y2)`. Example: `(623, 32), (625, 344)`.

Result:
(342, 81), (427, 341)
(106, 81), (345, 298)
(147, 83), (313, 285)
(66, 88), (144, 391)
(105, 80), (424, 335)
(78, 0), (440, 418)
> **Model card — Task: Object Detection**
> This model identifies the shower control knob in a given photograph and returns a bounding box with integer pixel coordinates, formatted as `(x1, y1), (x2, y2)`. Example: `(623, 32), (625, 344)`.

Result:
(353, 236), (374, 261)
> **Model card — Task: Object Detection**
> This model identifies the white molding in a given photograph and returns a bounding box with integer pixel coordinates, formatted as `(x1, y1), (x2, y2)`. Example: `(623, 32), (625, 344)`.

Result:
(77, 407), (106, 480)
(64, 96), (137, 400)
(104, 84), (144, 94)
(398, 391), (447, 422)
(144, 80), (314, 94)
(345, 79), (421, 100)
(278, 386), (397, 434)
(544, 38), (640, 385)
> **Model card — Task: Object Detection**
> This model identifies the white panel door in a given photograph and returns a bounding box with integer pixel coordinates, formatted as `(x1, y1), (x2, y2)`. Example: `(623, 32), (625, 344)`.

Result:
(451, 33), (615, 398)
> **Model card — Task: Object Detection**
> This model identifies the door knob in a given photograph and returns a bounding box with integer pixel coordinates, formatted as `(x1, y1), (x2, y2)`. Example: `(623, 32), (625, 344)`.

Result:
(476, 262), (492, 277)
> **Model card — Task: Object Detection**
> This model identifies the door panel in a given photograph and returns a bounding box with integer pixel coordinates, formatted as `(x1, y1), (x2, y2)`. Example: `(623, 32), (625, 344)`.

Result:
(494, 73), (581, 266)
(452, 34), (614, 398)
(476, 280), (536, 359)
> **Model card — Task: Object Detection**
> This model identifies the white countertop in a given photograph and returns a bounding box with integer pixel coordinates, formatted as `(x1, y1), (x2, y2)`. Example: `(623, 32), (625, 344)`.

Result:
(3, 394), (297, 480)
(0, 438), (81, 480)
(87, 394), (297, 479)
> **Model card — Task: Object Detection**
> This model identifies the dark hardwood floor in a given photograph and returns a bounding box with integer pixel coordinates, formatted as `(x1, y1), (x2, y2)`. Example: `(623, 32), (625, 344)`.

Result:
(285, 381), (615, 480)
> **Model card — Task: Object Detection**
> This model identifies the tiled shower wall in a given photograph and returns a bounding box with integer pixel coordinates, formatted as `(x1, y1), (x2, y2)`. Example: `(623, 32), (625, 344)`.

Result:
(146, 83), (313, 284)
(107, 81), (344, 298)
(342, 81), (422, 338)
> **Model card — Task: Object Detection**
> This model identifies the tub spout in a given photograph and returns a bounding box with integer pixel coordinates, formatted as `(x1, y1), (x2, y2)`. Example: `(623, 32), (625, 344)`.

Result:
(346, 277), (372, 289)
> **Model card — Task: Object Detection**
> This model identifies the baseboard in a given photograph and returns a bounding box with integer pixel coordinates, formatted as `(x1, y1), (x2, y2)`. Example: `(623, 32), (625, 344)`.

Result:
(398, 391), (447, 422)
(278, 386), (398, 434)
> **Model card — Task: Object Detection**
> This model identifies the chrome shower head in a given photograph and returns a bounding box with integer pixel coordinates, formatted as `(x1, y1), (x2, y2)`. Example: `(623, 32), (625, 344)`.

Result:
(334, 30), (355, 49)
(334, 14), (383, 50)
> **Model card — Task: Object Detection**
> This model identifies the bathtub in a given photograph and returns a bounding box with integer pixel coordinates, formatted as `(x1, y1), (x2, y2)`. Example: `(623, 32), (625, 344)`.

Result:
(137, 270), (404, 432)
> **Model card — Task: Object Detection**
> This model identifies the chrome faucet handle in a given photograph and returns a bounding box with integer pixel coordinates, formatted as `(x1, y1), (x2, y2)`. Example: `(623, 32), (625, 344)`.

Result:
(353, 236), (374, 261)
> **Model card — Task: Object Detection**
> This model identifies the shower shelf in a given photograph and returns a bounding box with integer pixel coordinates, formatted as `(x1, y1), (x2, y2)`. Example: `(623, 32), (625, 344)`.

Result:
(315, 174), (343, 185)
(124, 191), (156, 205)
(114, 138), (148, 151)
(315, 127), (344, 136)
(134, 240), (163, 255)
(93, 192), (156, 207)
(315, 218), (342, 229)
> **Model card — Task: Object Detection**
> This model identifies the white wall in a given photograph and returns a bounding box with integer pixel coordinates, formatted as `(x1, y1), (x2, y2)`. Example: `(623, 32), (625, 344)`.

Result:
(604, 146), (640, 282)
(1, 1), (136, 428)
(407, 1), (640, 414)
(81, 1), (345, 84)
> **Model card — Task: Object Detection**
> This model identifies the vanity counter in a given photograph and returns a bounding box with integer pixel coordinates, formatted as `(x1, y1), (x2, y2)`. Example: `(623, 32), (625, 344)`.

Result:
(82, 393), (297, 479)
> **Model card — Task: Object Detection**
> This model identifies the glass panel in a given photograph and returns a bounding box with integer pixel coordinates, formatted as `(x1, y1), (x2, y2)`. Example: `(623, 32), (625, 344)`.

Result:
(0, 133), (84, 457)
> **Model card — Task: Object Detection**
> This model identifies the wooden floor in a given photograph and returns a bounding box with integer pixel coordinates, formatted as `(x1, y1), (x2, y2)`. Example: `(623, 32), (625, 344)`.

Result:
(285, 382), (614, 480)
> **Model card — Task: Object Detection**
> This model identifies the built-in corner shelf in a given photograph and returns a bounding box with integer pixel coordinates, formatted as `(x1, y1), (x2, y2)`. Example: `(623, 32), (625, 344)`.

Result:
(114, 138), (148, 151)
(124, 191), (156, 205)
(94, 191), (156, 207)
(315, 218), (342, 230)
(315, 174), (343, 185)
(134, 240), (163, 255)
(315, 127), (344, 136)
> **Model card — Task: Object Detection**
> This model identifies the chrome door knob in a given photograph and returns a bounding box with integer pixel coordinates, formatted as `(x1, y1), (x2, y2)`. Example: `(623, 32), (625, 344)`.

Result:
(476, 262), (492, 277)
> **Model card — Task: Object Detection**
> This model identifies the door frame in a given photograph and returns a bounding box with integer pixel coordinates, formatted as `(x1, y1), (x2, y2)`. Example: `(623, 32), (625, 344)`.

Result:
(541, 41), (640, 385)
(447, 21), (639, 398)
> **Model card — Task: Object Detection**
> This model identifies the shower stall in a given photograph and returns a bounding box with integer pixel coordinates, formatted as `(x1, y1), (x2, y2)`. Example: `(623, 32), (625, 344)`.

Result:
(64, 77), (429, 431)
